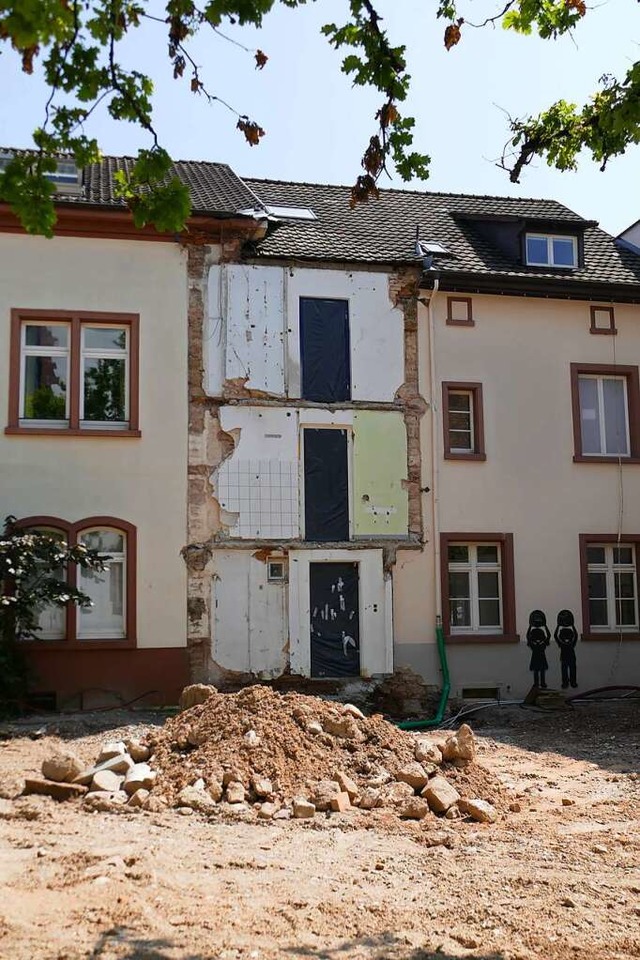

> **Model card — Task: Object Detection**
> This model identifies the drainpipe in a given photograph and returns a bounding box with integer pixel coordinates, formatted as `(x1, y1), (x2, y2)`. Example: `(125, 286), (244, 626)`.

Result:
(397, 275), (451, 730)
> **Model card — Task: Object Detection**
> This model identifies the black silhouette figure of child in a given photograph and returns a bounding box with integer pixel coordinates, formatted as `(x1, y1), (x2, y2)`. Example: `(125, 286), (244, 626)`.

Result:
(527, 609), (550, 689)
(555, 609), (578, 689)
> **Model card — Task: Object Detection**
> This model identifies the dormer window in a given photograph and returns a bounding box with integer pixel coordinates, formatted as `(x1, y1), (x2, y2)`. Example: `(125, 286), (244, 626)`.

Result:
(525, 233), (577, 268)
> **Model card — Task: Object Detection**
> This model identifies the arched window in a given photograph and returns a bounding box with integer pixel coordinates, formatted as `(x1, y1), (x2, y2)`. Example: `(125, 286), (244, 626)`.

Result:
(15, 516), (136, 646)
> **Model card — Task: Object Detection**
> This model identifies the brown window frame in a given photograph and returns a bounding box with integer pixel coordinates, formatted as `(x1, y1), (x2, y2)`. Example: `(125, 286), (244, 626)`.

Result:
(15, 515), (137, 649)
(446, 296), (474, 327)
(589, 305), (617, 336)
(570, 363), (640, 463)
(6, 309), (140, 437)
(579, 534), (640, 642)
(442, 382), (486, 461)
(440, 532), (518, 644)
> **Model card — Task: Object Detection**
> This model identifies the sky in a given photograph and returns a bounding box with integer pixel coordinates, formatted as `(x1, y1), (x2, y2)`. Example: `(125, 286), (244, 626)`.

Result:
(0, 0), (638, 235)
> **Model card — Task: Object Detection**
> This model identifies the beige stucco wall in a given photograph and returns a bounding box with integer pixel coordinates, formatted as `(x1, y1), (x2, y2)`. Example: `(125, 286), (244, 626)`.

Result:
(0, 233), (188, 650)
(395, 290), (640, 696)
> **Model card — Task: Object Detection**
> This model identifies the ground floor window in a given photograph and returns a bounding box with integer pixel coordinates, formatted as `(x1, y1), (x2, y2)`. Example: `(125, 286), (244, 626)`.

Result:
(581, 536), (639, 638)
(17, 516), (136, 645)
(440, 533), (517, 642)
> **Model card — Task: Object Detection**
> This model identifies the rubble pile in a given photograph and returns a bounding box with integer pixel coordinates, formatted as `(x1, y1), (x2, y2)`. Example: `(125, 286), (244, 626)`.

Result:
(26, 685), (505, 824)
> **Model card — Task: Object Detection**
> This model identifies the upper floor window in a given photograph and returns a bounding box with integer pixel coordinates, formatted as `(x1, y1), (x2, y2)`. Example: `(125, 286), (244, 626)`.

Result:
(442, 382), (486, 461)
(525, 233), (577, 268)
(299, 298), (350, 402)
(571, 364), (640, 462)
(7, 310), (140, 437)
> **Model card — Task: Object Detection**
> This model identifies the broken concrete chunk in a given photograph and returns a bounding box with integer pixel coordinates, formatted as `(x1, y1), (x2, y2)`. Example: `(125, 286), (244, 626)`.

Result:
(292, 797), (316, 819)
(251, 776), (273, 799)
(257, 801), (279, 819)
(123, 763), (156, 796)
(396, 762), (431, 790)
(273, 807), (292, 821)
(127, 788), (150, 808)
(97, 742), (127, 764)
(74, 753), (134, 785)
(207, 780), (223, 802)
(186, 725), (208, 748)
(125, 739), (151, 763)
(23, 778), (87, 802)
(306, 721), (323, 736)
(142, 794), (168, 813)
(225, 781), (245, 804)
(358, 788), (382, 810)
(177, 785), (219, 813)
(441, 724), (475, 764)
(335, 771), (359, 802)
(342, 703), (365, 719)
(84, 790), (129, 812)
(458, 798), (498, 824)
(223, 769), (244, 788)
(324, 716), (360, 740)
(312, 779), (341, 811)
(444, 805), (461, 820)
(244, 729), (260, 747)
(422, 775), (460, 814)
(414, 740), (443, 766)
(329, 792), (351, 813)
(400, 798), (430, 820)
(381, 781), (415, 807)
(41, 751), (85, 784)
(90, 770), (123, 794)
(179, 683), (218, 711)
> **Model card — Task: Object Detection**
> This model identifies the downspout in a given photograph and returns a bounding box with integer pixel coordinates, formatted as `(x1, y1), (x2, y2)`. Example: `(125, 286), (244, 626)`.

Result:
(398, 275), (451, 730)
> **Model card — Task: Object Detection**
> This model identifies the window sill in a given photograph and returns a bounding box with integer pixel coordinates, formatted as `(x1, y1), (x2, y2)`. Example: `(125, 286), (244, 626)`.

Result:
(5, 426), (141, 438)
(446, 319), (475, 327)
(444, 452), (487, 462)
(573, 455), (640, 464)
(20, 637), (135, 650)
(581, 632), (640, 642)
(445, 633), (520, 644)
(589, 328), (617, 336)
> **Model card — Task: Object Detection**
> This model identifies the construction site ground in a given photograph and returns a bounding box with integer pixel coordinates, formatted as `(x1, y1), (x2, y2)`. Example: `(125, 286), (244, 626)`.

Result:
(0, 700), (638, 960)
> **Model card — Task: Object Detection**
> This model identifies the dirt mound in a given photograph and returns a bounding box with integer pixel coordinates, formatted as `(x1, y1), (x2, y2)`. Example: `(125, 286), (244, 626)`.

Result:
(148, 685), (508, 820)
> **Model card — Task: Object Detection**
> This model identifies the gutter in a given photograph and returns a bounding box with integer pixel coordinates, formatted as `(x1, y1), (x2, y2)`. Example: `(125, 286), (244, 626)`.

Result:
(420, 270), (640, 304)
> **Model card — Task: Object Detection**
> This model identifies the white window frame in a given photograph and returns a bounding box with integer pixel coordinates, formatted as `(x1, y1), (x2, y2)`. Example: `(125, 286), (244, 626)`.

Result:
(587, 543), (639, 632)
(19, 320), (70, 427)
(525, 233), (577, 268)
(578, 374), (630, 457)
(448, 543), (503, 635)
(448, 389), (474, 453)
(77, 527), (127, 640)
(79, 323), (129, 430)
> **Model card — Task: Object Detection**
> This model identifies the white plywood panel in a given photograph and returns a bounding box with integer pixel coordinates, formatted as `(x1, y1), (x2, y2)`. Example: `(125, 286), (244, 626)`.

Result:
(286, 268), (404, 402)
(225, 264), (285, 395)
(212, 551), (288, 677)
(205, 264), (226, 396)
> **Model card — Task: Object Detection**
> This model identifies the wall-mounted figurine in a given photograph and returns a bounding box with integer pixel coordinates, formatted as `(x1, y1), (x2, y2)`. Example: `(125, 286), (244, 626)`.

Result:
(555, 609), (578, 689)
(527, 609), (551, 689)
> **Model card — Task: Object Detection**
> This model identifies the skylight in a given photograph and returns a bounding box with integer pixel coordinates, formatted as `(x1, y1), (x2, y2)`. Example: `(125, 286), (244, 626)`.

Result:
(264, 205), (317, 221)
(0, 153), (82, 195)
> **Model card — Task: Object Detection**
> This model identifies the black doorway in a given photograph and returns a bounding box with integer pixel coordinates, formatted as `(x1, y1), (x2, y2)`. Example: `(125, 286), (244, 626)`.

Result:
(310, 562), (360, 678)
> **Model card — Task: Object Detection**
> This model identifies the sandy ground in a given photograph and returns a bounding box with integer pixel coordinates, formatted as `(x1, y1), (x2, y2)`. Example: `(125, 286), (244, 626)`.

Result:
(0, 700), (638, 960)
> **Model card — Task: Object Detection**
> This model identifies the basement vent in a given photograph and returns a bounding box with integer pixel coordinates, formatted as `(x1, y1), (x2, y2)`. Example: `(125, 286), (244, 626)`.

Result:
(461, 686), (501, 700)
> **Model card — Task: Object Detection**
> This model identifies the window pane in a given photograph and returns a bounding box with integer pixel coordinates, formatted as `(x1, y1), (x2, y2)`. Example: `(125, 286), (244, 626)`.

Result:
(78, 562), (125, 638)
(526, 236), (548, 265)
(616, 599), (637, 627)
(23, 356), (67, 420)
(449, 411), (471, 430)
(615, 571), (636, 600)
(25, 324), (68, 348)
(587, 546), (606, 565)
(602, 379), (628, 456)
(449, 571), (470, 599)
(82, 358), (126, 421)
(83, 326), (127, 351)
(478, 571), (499, 598)
(448, 393), (471, 413)
(552, 238), (576, 267)
(477, 545), (499, 565)
(589, 599), (608, 626)
(588, 571), (607, 599)
(29, 528), (66, 639)
(578, 377), (601, 454)
(478, 599), (501, 627)
(613, 546), (633, 565)
(448, 545), (468, 563)
(81, 530), (124, 553)
(449, 429), (472, 450)
(450, 598), (471, 628)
